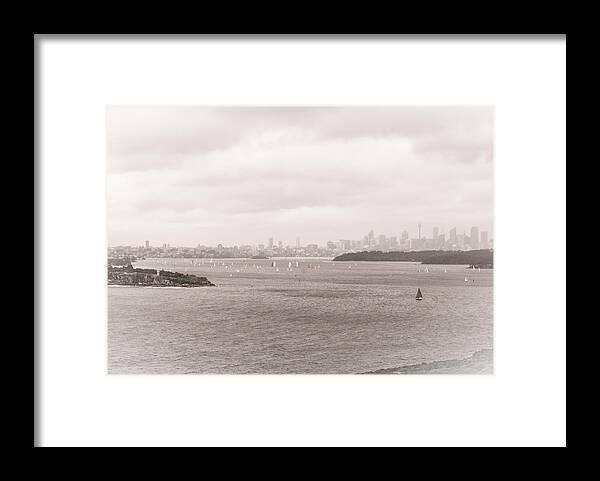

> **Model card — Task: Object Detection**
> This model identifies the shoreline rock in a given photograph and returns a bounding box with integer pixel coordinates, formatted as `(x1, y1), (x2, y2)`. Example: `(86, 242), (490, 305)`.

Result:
(107, 263), (215, 287)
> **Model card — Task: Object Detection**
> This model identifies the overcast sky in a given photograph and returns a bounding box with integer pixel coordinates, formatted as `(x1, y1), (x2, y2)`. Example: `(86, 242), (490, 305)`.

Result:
(107, 106), (493, 247)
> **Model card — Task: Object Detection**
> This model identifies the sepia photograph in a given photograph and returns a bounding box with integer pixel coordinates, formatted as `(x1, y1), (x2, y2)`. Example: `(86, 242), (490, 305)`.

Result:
(107, 105), (494, 375)
(37, 35), (566, 447)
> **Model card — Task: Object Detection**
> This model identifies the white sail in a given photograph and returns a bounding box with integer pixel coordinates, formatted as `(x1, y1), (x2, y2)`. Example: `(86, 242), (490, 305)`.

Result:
(465, 277), (468, 282)
(295, 261), (299, 267)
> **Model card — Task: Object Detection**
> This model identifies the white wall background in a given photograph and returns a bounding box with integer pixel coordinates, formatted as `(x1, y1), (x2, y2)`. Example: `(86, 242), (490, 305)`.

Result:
(37, 36), (566, 447)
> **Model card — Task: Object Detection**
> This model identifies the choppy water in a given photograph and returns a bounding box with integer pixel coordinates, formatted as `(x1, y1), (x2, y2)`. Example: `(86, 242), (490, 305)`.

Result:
(108, 257), (493, 374)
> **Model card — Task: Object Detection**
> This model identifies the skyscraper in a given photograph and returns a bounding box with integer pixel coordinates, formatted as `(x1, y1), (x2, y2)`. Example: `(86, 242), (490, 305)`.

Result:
(470, 226), (480, 249)
(481, 231), (489, 249)
(432, 226), (439, 247)
(418, 223), (422, 240)
(268, 237), (274, 248)
(296, 236), (300, 248)
(145, 240), (149, 248)
(450, 227), (457, 245)
(368, 230), (375, 247)
(439, 233), (446, 247)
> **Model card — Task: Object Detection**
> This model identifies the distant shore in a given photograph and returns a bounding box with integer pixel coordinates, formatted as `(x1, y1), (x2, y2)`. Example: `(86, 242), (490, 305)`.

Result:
(333, 249), (493, 267)
(363, 349), (493, 374)
(108, 263), (215, 287)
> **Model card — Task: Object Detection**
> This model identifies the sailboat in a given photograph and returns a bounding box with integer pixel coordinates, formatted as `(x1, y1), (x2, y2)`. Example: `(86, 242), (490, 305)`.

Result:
(288, 261), (292, 268)
(464, 276), (468, 282)
(444, 268), (447, 273)
(416, 288), (423, 301)
(295, 261), (299, 268)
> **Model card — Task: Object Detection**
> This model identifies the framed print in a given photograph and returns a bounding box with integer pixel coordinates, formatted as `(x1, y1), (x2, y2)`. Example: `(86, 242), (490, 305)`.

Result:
(35, 35), (566, 447)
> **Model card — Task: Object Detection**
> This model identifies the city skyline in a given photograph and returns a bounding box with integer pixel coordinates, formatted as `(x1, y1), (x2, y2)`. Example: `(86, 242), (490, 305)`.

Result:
(109, 224), (493, 252)
(109, 223), (493, 249)
(107, 106), (494, 247)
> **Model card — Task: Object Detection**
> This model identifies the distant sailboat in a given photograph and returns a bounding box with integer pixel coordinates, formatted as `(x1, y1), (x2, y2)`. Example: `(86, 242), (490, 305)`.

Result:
(416, 288), (423, 300)
(444, 268), (447, 273)
(465, 276), (468, 282)
(271, 261), (276, 267)
(288, 261), (292, 268)
(425, 267), (429, 273)
(295, 261), (299, 267)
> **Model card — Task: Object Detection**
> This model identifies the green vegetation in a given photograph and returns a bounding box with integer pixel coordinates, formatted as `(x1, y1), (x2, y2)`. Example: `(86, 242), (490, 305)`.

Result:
(333, 249), (493, 267)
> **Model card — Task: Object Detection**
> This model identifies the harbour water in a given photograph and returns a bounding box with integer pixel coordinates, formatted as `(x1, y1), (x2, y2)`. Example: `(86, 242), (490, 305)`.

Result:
(108, 258), (493, 374)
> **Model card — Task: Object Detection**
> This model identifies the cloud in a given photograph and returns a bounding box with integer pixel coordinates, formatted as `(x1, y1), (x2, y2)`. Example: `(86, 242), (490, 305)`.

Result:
(107, 106), (494, 245)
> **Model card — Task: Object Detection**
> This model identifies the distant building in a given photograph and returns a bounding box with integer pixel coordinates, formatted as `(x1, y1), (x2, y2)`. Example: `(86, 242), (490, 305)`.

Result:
(145, 240), (149, 248)
(418, 223), (422, 240)
(368, 230), (375, 247)
(278, 240), (283, 249)
(470, 226), (480, 249)
(481, 231), (489, 249)
(450, 227), (457, 247)
(296, 236), (300, 248)
(268, 237), (274, 248)
(410, 238), (425, 250)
